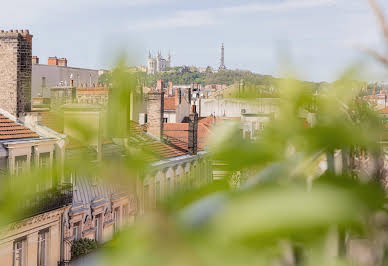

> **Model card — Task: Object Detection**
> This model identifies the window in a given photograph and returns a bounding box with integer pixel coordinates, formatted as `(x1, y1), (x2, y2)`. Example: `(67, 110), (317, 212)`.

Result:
(37, 229), (49, 266)
(95, 214), (102, 242)
(114, 208), (120, 233)
(39, 153), (50, 168)
(73, 222), (81, 240)
(155, 181), (161, 202)
(13, 238), (26, 266)
(15, 155), (28, 175)
(144, 185), (150, 211)
(122, 204), (128, 225)
(163, 118), (168, 123)
(166, 178), (171, 195)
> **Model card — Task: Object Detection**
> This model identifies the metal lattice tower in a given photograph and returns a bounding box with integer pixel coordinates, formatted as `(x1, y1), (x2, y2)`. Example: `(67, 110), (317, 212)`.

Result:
(219, 43), (226, 70)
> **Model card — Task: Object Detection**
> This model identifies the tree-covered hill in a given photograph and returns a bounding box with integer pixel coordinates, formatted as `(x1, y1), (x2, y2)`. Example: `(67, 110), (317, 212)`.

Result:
(99, 66), (327, 93)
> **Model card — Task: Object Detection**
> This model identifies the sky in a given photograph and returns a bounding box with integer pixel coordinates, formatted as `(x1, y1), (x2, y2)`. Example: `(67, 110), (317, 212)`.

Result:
(2, 0), (388, 82)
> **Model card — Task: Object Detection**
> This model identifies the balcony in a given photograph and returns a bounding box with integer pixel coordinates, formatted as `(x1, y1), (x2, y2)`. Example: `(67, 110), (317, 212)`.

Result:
(21, 183), (73, 219)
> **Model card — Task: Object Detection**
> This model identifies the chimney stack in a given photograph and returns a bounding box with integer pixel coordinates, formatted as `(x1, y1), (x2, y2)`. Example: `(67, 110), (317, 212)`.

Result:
(168, 81), (173, 96)
(156, 79), (164, 92)
(188, 106), (198, 155)
(48, 56), (58, 66)
(58, 58), (67, 67)
(174, 88), (182, 106)
(147, 92), (164, 140)
(32, 56), (39, 64)
(0, 29), (33, 117)
(186, 88), (192, 104)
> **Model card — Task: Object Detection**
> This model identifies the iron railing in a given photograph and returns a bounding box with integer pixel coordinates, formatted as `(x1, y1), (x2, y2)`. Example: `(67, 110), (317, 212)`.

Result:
(21, 183), (73, 218)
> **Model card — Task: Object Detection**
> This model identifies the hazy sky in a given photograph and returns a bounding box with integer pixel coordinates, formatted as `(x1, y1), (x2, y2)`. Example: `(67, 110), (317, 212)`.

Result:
(2, 0), (388, 82)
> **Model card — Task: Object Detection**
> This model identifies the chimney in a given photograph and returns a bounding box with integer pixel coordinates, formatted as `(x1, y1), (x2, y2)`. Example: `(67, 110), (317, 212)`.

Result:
(168, 81), (173, 96)
(48, 56), (58, 66)
(186, 88), (191, 104)
(174, 88), (182, 106)
(32, 56), (39, 64)
(188, 105), (198, 155)
(58, 58), (67, 67)
(156, 79), (164, 92)
(0, 29), (33, 117)
(147, 92), (164, 139)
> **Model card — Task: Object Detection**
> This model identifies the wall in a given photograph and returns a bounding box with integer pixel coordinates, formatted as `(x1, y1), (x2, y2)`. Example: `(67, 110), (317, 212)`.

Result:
(164, 111), (176, 123)
(32, 64), (99, 97)
(0, 31), (32, 116)
(200, 98), (279, 118)
(0, 207), (68, 266)
(139, 156), (213, 215)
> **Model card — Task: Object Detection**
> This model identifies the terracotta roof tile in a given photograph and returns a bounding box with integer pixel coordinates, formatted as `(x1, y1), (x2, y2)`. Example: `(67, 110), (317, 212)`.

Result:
(77, 88), (109, 95)
(163, 121), (213, 150)
(379, 107), (388, 114)
(164, 97), (177, 111)
(40, 111), (64, 133)
(0, 114), (40, 140)
(128, 121), (187, 160)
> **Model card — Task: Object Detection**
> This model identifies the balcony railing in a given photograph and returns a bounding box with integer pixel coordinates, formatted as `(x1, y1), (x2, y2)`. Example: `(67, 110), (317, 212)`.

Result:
(21, 183), (73, 219)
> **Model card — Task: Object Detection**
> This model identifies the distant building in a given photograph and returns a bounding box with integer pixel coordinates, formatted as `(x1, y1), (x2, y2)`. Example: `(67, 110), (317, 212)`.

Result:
(31, 56), (100, 98)
(147, 51), (171, 74)
(200, 98), (279, 118)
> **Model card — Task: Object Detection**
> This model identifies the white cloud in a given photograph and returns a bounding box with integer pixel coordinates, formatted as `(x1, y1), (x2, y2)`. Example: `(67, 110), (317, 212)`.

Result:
(0, 0), (168, 24)
(129, 9), (218, 30)
(221, 0), (337, 14)
(130, 0), (337, 30)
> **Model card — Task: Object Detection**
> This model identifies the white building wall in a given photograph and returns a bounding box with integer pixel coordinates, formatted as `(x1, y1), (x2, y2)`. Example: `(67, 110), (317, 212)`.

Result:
(200, 98), (279, 117)
(32, 64), (99, 97)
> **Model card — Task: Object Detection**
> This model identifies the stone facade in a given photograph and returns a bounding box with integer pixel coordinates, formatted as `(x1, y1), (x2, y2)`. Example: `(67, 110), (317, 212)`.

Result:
(147, 52), (171, 75)
(0, 207), (69, 266)
(147, 92), (164, 139)
(140, 156), (212, 215)
(0, 30), (32, 117)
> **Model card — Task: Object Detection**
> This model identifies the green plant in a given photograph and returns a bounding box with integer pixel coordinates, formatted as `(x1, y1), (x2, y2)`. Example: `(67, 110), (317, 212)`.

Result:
(71, 238), (98, 259)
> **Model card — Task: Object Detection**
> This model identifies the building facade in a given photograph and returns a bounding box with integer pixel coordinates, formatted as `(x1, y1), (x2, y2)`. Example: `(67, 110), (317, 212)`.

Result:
(31, 57), (99, 98)
(147, 52), (171, 75)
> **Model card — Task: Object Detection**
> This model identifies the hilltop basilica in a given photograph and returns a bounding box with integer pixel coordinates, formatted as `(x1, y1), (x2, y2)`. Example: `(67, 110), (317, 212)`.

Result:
(147, 51), (171, 74)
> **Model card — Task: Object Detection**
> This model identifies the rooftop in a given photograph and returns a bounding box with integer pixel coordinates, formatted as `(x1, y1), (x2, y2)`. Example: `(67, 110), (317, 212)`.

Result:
(164, 97), (177, 111)
(0, 114), (40, 140)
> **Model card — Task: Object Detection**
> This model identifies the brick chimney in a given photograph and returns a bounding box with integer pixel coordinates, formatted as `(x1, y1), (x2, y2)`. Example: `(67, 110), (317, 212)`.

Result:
(48, 56), (58, 66)
(147, 92), (164, 139)
(156, 79), (164, 92)
(188, 105), (198, 155)
(32, 56), (39, 64)
(58, 58), (67, 67)
(0, 29), (33, 117)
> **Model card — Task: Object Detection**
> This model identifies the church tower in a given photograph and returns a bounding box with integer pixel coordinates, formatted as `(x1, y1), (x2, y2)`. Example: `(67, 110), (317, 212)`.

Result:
(219, 43), (226, 70)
